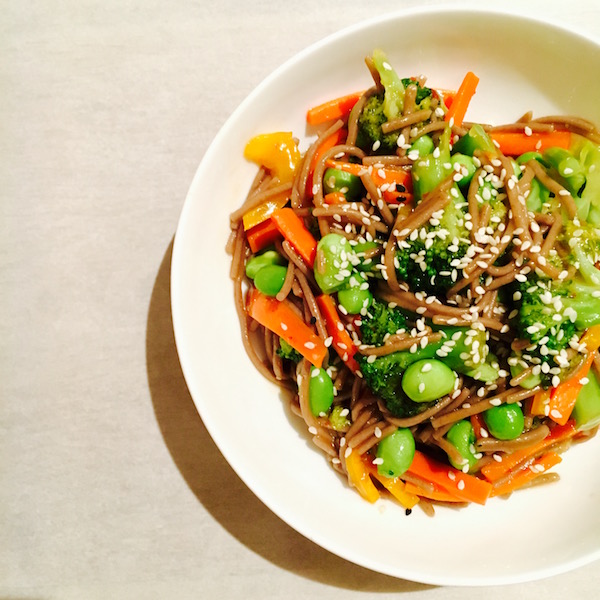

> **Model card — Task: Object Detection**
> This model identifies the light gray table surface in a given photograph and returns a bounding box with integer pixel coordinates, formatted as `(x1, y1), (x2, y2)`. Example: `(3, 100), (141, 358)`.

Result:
(2, 1), (599, 598)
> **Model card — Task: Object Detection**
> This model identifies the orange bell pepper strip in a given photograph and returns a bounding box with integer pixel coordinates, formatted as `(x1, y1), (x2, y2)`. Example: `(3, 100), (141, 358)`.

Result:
(306, 91), (364, 126)
(246, 219), (282, 253)
(489, 131), (572, 156)
(481, 420), (576, 482)
(344, 450), (380, 503)
(315, 294), (360, 373)
(270, 208), (318, 268)
(490, 452), (562, 497)
(247, 289), (327, 368)
(406, 450), (492, 505)
(444, 71), (479, 128)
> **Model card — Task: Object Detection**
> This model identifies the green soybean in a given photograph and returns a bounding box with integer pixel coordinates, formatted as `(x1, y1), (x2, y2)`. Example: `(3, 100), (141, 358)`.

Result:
(314, 233), (356, 293)
(376, 428), (415, 478)
(353, 240), (380, 272)
(516, 151), (546, 166)
(401, 359), (457, 403)
(409, 134), (434, 158)
(323, 167), (363, 200)
(245, 250), (285, 279)
(446, 420), (478, 471)
(483, 404), (524, 440)
(309, 367), (334, 416)
(337, 272), (373, 314)
(254, 264), (287, 296)
(451, 153), (477, 187)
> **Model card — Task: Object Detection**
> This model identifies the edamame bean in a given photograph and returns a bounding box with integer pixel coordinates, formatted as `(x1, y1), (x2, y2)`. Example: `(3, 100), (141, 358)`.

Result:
(524, 177), (549, 213)
(401, 359), (457, 403)
(323, 167), (363, 200)
(446, 420), (478, 471)
(376, 428), (415, 478)
(451, 153), (476, 187)
(309, 367), (334, 416)
(254, 264), (287, 296)
(516, 151), (545, 166)
(353, 240), (380, 272)
(245, 250), (285, 279)
(483, 404), (524, 440)
(409, 134), (434, 158)
(337, 272), (373, 314)
(314, 233), (356, 293)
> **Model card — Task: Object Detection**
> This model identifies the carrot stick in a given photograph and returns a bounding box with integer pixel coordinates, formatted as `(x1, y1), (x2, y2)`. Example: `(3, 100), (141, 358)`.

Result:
(325, 159), (413, 203)
(491, 452), (562, 497)
(315, 294), (360, 372)
(444, 71), (479, 128)
(406, 450), (492, 505)
(246, 219), (282, 253)
(404, 481), (465, 503)
(490, 131), (572, 155)
(481, 420), (576, 482)
(271, 208), (318, 268)
(247, 289), (327, 368)
(344, 450), (380, 503)
(470, 413), (486, 439)
(306, 91), (364, 126)
(308, 127), (346, 185)
(323, 192), (346, 205)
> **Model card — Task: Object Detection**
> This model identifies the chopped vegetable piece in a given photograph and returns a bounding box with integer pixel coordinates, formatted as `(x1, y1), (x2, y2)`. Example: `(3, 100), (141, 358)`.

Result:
(271, 208), (318, 268)
(345, 450), (380, 503)
(444, 71), (479, 128)
(481, 421), (576, 482)
(242, 189), (290, 230)
(406, 450), (492, 505)
(306, 91), (364, 126)
(244, 132), (300, 184)
(247, 289), (327, 367)
(315, 294), (360, 372)
(491, 452), (562, 497)
(246, 219), (283, 253)
(489, 131), (572, 155)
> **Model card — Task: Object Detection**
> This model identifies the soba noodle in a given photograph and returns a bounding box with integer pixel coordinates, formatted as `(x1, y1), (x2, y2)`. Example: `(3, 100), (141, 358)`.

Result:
(227, 54), (600, 514)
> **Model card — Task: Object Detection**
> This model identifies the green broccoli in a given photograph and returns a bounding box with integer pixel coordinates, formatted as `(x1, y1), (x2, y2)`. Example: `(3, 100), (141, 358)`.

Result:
(511, 225), (600, 387)
(276, 338), (302, 362)
(355, 50), (433, 154)
(359, 299), (408, 346)
(358, 352), (432, 418)
(357, 322), (499, 416)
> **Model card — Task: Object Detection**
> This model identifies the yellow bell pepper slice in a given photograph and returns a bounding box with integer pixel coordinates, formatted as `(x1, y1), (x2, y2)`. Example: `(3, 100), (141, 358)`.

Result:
(244, 132), (300, 184)
(242, 190), (289, 230)
(344, 451), (380, 503)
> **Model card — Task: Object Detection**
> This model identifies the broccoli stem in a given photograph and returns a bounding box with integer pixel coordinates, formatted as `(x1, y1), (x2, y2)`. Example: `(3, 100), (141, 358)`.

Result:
(370, 49), (405, 120)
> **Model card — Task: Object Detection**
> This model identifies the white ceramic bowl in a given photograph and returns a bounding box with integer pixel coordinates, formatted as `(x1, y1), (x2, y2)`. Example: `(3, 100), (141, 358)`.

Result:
(171, 7), (600, 585)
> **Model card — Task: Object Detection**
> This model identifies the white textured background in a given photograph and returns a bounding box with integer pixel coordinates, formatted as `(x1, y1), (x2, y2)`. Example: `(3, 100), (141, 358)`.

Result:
(2, 1), (599, 598)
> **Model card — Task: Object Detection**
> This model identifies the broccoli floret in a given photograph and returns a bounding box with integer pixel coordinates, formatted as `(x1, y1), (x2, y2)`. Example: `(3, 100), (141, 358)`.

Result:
(359, 299), (408, 346)
(276, 338), (302, 362)
(356, 93), (401, 154)
(357, 323), (498, 415)
(357, 352), (433, 418)
(401, 78), (432, 105)
(356, 50), (433, 154)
